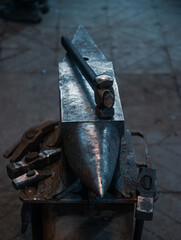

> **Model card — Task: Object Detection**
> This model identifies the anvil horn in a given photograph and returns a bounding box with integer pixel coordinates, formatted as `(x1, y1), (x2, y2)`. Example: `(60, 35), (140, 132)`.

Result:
(63, 122), (120, 198)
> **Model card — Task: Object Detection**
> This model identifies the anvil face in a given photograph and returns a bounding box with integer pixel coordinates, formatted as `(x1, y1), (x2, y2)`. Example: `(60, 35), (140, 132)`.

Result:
(59, 25), (124, 197)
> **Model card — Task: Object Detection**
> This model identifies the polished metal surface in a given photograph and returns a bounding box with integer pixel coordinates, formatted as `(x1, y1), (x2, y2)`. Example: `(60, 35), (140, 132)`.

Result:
(61, 37), (115, 115)
(63, 122), (120, 198)
(59, 25), (124, 198)
(59, 25), (124, 136)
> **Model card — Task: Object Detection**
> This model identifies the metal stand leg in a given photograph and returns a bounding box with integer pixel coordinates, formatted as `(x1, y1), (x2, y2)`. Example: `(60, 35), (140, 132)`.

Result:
(31, 204), (43, 240)
(133, 219), (144, 240)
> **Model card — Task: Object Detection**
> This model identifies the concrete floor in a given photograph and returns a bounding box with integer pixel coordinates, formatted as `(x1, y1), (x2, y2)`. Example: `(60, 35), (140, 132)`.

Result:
(0, 0), (181, 239)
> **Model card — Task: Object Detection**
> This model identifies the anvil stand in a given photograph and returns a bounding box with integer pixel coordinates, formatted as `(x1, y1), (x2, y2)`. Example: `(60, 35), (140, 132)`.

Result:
(17, 26), (156, 240)
(21, 131), (150, 240)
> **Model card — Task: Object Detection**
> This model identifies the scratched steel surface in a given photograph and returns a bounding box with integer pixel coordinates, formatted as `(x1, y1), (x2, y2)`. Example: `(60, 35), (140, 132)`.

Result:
(59, 26), (124, 198)
(59, 25), (124, 135)
(64, 122), (121, 198)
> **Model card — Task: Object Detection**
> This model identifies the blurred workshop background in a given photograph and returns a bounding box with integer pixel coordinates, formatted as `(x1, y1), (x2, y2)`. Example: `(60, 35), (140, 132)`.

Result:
(0, 0), (181, 239)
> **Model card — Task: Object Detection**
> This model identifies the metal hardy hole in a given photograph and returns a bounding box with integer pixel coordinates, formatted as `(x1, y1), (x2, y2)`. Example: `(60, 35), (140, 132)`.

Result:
(83, 57), (89, 61)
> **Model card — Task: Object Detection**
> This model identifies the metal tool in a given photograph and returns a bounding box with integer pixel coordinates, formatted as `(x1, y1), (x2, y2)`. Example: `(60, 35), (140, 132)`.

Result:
(60, 26), (124, 199)
(136, 167), (156, 220)
(61, 36), (115, 118)
(12, 170), (51, 190)
(3, 120), (59, 162)
(4, 26), (157, 240)
(7, 148), (61, 179)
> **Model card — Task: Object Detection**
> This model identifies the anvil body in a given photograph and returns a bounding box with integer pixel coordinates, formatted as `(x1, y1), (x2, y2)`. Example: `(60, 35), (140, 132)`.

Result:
(59, 25), (124, 198)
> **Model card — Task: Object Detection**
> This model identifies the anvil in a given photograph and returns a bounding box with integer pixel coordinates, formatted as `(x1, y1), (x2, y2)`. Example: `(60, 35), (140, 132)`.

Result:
(59, 25), (125, 198)
(4, 25), (157, 240)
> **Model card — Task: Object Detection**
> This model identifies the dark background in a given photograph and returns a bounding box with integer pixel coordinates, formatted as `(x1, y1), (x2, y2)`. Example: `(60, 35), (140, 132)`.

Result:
(0, 0), (181, 239)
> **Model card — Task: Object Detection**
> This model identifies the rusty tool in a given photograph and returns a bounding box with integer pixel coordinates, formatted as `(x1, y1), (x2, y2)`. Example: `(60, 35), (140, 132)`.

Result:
(12, 169), (51, 190)
(7, 148), (61, 179)
(3, 121), (59, 162)
(136, 167), (156, 220)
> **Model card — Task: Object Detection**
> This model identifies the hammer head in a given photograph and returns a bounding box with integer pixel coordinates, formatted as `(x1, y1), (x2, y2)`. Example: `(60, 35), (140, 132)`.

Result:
(95, 74), (114, 89)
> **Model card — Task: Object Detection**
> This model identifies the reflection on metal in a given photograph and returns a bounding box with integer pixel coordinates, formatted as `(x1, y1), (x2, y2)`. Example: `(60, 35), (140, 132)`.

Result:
(59, 25), (124, 198)
(7, 148), (61, 179)
(64, 122), (120, 198)
(59, 26), (124, 131)
(61, 37), (115, 118)
(12, 170), (51, 190)
(4, 25), (157, 240)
